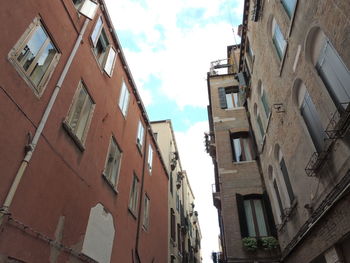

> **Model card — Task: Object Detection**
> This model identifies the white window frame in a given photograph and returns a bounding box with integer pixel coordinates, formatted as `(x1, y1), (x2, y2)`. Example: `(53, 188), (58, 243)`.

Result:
(142, 194), (150, 230)
(103, 137), (122, 188)
(129, 174), (140, 215)
(8, 17), (61, 96)
(64, 81), (95, 149)
(147, 145), (153, 174)
(136, 120), (145, 150)
(90, 16), (117, 77)
(118, 79), (130, 117)
(272, 18), (287, 60)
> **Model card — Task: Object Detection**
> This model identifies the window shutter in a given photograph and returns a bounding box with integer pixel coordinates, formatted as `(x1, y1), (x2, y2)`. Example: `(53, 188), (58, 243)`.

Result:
(301, 92), (327, 152)
(236, 194), (248, 238)
(280, 158), (295, 203)
(262, 191), (277, 237)
(317, 41), (350, 110)
(218, 88), (227, 109)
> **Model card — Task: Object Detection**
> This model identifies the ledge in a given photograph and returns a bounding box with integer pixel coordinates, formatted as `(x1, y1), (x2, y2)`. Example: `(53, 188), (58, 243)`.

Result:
(62, 121), (86, 152)
(102, 173), (118, 195)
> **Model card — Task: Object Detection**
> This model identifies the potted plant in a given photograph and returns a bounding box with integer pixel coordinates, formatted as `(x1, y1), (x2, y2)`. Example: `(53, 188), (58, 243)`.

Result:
(242, 237), (258, 251)
(260, 236), (279, 250)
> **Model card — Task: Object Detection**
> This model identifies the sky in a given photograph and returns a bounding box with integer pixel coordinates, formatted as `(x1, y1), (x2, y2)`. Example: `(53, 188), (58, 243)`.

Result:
(103, 0), (244, 261)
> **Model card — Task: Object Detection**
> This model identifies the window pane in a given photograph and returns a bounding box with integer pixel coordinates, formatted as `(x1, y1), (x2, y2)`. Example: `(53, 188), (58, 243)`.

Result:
(317, 41), (350, 109)
(68, 87), (87, 131)
(280, 158), (295, 203)
(233, 138), (242, 162)
(75, 95), (92, 140)
(148, 146), (153, 172)
(233, 93), (239, 107)
(129, 176), (139, 212)
(72, 0), (83, 8)
(281, 0), (297, 18)
(301, 91), (327, 152)
(257, 115), (265, 138)
(242, 138), (252, 161)
(137, 121), (144, 147)
(18, 26), (48, 71)
(261, 90), (270, 117)
(273, 22), (286, 59)
(143, 196), (150, 228)
(91, 17), (103, 46)
(253, 200), (268, 236)
(226, 93), (234, 108)
(30, 42), (57, 86)
(104, 47), (116, 76)
(244, 200), (256, 237)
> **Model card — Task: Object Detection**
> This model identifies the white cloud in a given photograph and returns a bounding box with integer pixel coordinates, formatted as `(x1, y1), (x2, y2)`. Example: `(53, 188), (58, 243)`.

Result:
(175, 121), (219, 263)
(105, 0), (243, 109)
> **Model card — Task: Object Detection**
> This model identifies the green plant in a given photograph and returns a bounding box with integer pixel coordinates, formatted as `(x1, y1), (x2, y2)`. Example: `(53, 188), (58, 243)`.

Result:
(260, 236), (279, 250)
(242, 237), (258, 251)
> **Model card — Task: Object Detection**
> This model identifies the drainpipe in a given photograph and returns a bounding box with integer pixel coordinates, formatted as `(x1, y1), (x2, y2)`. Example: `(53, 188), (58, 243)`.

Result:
(135, 131), (148, 261)
(0, 18), (90, 226)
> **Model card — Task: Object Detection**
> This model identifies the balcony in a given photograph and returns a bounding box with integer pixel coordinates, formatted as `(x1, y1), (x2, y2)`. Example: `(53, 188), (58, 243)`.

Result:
(325, 102), (350, 139)
(205, 132), (216, 159)
(212, 184), (221, 209)
(305, 103), (350, 177)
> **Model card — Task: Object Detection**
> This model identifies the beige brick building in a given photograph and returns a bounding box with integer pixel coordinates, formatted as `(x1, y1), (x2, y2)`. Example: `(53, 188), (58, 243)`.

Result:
(207, 0), (350, 262)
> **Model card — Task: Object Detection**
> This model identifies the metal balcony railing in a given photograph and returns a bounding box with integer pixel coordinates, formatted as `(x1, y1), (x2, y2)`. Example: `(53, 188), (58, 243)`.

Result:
(325, 102), (350, 139)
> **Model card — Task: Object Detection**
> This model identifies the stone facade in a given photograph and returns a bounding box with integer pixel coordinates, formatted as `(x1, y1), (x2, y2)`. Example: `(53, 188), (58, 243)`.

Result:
(208, 0), (350, 262)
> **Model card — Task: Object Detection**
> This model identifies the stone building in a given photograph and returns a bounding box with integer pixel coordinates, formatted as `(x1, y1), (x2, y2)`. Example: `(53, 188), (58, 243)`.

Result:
(0, 0), (169, 262)
(207, 0), (350, 262)
(151, 120), (202, 263)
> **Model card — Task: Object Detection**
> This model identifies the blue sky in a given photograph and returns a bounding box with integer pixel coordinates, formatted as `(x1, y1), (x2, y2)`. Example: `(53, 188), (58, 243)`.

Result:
(105, 0), (244, 261)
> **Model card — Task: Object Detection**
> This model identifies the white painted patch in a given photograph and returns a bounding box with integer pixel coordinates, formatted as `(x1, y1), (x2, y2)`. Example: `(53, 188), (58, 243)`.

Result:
(82, 203), (115, 263)
(293, 44), (302, 72)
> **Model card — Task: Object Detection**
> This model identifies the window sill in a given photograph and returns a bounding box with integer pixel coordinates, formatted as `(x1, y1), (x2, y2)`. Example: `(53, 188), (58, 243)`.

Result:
(225, 106), (245, 111)
(232, 160), (256, 165)
(128, 207), (137, 220)
(142, 225), (149, 232)
(62, 121), (86, 152)
(136, 143), (143, 156)
(102, 173), (118, 195)
(277, 198), (298, 231)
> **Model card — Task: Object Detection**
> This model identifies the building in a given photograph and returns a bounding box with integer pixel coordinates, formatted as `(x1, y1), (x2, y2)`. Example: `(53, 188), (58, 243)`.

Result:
(0, 0), (169, 262)
(207, 0), (350, 262)
(151, 120), (202, 263)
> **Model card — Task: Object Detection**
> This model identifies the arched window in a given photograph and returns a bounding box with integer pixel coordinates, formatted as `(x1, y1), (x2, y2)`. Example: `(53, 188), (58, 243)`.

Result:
(293, 79), (327, 152)
(274, 144), (295, 205)
(254, 103), (265, 141)
(271, 17), (287, 60)
(306, 27), (350, 111)
(268, 165), (283, 223)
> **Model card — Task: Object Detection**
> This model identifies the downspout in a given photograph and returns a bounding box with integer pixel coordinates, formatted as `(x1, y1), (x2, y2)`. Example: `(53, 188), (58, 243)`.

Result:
(0, 18), (90, 226)
(135, 130), (148, 261)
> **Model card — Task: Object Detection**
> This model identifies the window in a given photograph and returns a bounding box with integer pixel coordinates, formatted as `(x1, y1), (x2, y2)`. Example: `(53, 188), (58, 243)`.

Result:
(268, 166), (283, 222)
(170, 208), (176, 241)
(72, 0), (84, 9)
(176, 193), (180, 211)
(256, 113), (265, 139)
(8, 18), (60, 95)
(218, 86), (240, 109)
(147, 145), (153, 173)
(230, 132), (253, 162)
(261, 88), (271, 118)
(316, 40), (350, 110)
(153, 132), (158, 141)
(129, 174), (139, 215)
(272, 18), (287, 60)
(64, 81), (95, 146)
(236, 194), (276, 238)
(136, 120), (145, 150)
(281, 0), (297, 18)
(280, 157), (295, 204)
(91, 16), (116, 77)
(300, 88), (327, 152)
(118, 80), (130, 116)
(103, 137), (122, 187)
(142, 195), (150, 230)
